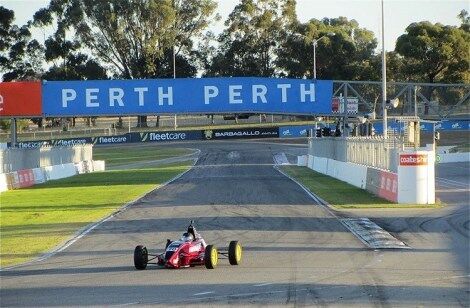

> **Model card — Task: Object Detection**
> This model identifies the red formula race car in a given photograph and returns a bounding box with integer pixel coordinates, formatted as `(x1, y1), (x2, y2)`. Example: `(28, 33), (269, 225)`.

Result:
(133, 221), (242, 270)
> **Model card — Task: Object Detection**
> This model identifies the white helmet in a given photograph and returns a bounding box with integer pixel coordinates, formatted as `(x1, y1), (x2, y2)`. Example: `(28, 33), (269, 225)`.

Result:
(181, 232), (194, 242)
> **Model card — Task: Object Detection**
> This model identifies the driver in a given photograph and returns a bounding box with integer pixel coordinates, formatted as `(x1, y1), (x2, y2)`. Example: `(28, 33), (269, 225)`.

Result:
(180, 232), (194, 242)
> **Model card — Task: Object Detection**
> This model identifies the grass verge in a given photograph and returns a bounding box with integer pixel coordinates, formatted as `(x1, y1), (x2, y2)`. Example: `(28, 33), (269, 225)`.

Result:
(93, 146), (193, 167)
(0, 161), (192, 267)
(280, 166), (440, 209)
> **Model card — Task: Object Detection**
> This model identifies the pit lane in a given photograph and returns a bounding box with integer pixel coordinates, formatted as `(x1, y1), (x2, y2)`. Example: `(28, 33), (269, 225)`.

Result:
(0, 141), (468, 307)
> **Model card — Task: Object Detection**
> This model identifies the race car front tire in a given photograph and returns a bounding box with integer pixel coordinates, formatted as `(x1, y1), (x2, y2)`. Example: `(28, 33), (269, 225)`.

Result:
(134, 245), (148, 270)
(228, 241), (242, 265)
(204, 245), (218, 269)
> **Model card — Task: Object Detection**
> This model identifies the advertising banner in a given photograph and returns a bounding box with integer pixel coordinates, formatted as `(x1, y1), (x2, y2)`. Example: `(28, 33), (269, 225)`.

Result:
(139, 130), (202, 143)
(399, 154), (428, 166)
(92, 134), (130, 145)
(0, 81), (42, 117)
(378, 171), (398, 202)
(42, 78), (333, 117)
(373, 120), (470, 134)
(279, 125), (313, 138)
(331, 96), (358, 114)
(203, 127), (279, 140)
(13, 137), (92, 148)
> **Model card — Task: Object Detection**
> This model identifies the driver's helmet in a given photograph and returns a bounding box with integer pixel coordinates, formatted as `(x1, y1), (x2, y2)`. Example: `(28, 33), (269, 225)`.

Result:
(181, 232), (194, 242)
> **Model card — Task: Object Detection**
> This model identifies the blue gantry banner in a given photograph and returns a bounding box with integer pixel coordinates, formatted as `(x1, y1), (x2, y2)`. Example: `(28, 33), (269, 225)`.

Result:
(41, 77), (333, 116)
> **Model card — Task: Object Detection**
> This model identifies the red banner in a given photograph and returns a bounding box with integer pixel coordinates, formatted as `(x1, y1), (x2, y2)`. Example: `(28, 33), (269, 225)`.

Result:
(0, 81), (42, 117)
(13, 169), (35, 188)
(399, 154), (428, 166)
(379, 171), (398, 202)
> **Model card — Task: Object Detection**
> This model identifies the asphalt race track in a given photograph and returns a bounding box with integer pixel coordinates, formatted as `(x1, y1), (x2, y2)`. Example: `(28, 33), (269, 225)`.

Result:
(1, 141), (469, 307)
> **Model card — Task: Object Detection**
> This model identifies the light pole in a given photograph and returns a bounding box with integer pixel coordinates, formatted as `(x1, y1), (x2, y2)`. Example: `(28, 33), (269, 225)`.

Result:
(381, 0), (387, 139)
(313, 32), (335, 80)
(172, 0), (177, 129)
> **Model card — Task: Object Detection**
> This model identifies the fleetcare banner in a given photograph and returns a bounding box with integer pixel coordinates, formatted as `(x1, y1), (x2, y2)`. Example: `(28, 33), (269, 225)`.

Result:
(14, 137), (92, 148)
(202, 127), (279, 140)
(138, 130), (202, 143)
(41, 78), (333, 116)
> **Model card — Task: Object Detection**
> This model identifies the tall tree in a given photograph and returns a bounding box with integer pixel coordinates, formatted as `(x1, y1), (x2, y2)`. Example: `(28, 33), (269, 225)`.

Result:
(205, 0), (297, 77)
(277, 17), (377, 80)
(395, 21), (470, 114)
(33, 0), (217, 127)
(395, 21), (470, 84)
(0, 6), (44, 81)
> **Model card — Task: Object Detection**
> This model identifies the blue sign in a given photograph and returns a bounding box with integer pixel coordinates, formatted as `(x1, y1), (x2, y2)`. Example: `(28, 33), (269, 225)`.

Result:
(42, 78), (333, 116)
(279, 125), (313, 138)
(373, 119), (469, 134)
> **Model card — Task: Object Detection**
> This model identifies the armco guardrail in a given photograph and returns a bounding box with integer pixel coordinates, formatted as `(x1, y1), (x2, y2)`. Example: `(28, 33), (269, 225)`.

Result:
(0, 144), (93, 173)
(309, 136), (401, 172)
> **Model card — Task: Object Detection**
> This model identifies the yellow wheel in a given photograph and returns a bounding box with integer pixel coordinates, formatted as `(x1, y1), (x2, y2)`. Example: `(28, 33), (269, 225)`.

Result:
(229, 241), (242, 265)
(204, 245), (218, 269)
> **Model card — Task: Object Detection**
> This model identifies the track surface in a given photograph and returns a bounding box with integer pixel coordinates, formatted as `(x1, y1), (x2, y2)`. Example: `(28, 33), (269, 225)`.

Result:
(1, 141), (468, 307)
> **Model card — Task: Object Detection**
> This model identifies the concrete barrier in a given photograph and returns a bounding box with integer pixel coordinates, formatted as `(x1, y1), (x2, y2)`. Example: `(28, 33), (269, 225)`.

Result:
(32, 168), (46, 184)
(307, 155), (314, 169)
(44, 163), (77, 181)
(0, 173), (8, 192)
(325, 159), (367, 189)
(297, 155), (308, 166)
(92, 160), (106, 172)
(312, 157), (328, 174)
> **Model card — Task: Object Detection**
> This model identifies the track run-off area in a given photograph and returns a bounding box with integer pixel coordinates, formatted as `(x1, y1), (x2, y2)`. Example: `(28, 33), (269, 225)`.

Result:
(1, 140), (469, 307)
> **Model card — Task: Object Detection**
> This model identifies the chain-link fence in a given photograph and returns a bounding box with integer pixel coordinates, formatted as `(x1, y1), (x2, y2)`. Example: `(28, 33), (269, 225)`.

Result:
(0, 144), (93, 173)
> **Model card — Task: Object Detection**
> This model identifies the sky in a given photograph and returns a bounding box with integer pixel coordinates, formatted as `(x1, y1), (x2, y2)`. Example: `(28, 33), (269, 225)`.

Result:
(2, 0), (468, 51)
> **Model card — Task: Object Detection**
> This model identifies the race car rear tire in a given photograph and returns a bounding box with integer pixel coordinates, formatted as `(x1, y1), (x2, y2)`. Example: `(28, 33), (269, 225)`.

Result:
(204, 245), (218, 269)
(134, 245), (148, 270)
(228, 241), (242, 265)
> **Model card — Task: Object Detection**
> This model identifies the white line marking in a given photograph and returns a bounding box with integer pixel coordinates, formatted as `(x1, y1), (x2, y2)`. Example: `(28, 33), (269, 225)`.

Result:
(253, 282), (274, 287)
(193, 291), (215, 296)
(436, 177), (469, 187)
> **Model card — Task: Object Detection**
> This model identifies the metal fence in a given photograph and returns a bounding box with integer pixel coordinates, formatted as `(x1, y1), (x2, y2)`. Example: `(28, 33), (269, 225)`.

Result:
(0, 144), (93, 173)
(308, 136), (401, 172)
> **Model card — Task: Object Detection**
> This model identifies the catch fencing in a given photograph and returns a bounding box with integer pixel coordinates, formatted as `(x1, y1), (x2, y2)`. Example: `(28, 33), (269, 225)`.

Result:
(308, 137), (401, 172)
(0, 144), (93, 173)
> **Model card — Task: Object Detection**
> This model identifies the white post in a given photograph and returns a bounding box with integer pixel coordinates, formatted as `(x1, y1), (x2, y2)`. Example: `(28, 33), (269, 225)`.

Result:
(381, 0), (388, 139)
(313, 41), (317, 80)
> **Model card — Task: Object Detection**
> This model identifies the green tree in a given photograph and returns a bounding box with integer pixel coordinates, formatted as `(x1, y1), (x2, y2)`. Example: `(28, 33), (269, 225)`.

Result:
(395, 21), (470, 84)
(0, 6), (44, 81)
(33, 0), (217, 127)
(277, 17), (377, 80)
(205, 0), (297, 77)
(395, 21), (469, 114)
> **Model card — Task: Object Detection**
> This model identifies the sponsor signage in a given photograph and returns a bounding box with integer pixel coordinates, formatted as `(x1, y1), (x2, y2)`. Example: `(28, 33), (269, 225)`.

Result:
(331, 96), (358, 114)
(139, 130), (202, 142)
(42, 78), (333, 116)
(399, 154), (428, 166)
(0, 81), (42, 117)
(13, 137), (92, 148)
(279, 125), (313, 138)
(378, 171), (398, 202)
(92, 134), (130, 145)
(203, 127), (279, 140)
(374, 120), (469, 134)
